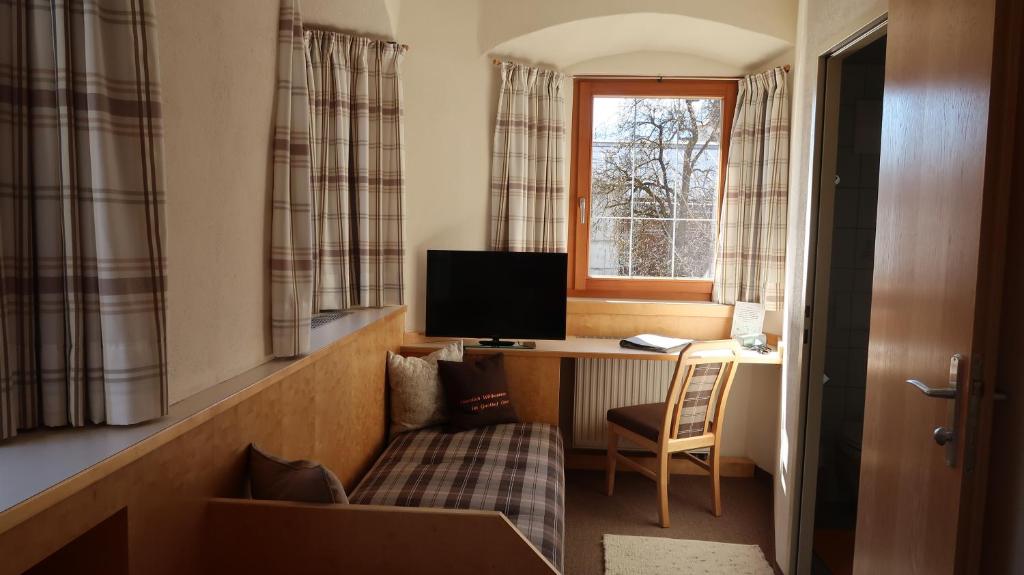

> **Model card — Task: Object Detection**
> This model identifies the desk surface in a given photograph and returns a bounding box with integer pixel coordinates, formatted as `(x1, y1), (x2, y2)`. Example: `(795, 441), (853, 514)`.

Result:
(400, 336), (782, 365)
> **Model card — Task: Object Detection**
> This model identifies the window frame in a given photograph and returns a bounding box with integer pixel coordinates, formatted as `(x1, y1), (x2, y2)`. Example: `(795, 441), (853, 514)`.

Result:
(568, 77), (738, 300)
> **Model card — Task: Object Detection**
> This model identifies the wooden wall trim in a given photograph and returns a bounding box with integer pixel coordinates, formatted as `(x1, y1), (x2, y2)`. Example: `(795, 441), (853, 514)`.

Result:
(567, 298), (734, 318)
(0, 307), (406, 575)
(203, 498), (559, 575)
(566, 299), (735, 341)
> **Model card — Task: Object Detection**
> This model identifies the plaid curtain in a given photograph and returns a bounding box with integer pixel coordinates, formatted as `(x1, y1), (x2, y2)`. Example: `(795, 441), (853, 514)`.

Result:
(489, 62), (566, 253)
(270, 0), (314, 357)
(304, 30), (405, 311)
(713, 67), (789, 311)
(0, 0), (168, 440)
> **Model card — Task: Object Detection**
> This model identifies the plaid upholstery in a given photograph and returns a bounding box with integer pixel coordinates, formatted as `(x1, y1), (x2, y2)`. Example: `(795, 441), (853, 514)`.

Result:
(352, 423), (565, 571)
(677, 363), (724, 438)
(304, 30), (405, 312)
(0, 0), (168, 439)
(713, 66), (789, 311)
(270, 0), (314, 357)
(490, 62), (566, 253)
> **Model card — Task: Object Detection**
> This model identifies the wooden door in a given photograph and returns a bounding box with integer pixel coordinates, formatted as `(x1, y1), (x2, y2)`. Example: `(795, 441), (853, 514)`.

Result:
(853, 0), (1014, 573)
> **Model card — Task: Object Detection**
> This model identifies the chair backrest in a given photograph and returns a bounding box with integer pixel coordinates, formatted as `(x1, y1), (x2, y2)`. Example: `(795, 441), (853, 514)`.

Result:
(659, 340), (741, 444)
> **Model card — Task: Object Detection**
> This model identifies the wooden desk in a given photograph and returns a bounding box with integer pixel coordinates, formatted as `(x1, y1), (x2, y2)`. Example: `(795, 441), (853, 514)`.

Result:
(400, 336), (782, 365)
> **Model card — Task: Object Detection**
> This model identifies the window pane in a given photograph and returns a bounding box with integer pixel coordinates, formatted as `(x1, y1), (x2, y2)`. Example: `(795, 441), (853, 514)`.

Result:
(587, 95), (723, 280)
(588, 217), (629, 277)
(590, 97), (633, 219)
(631, 219), (673, 278)
(674, 220), (715, 279)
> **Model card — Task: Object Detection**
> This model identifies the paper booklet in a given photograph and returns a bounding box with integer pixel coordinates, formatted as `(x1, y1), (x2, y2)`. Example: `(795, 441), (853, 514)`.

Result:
(619, 334), (693, 354)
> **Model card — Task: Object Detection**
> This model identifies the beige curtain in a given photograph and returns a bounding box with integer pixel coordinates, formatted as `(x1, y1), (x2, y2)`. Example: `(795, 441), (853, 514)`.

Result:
(304, 30), (406, 311)
(713, 67), (789, 311)
(0, 0), (169, 440)
(490, 62), (566, 253)
(270, 0), (314, 357)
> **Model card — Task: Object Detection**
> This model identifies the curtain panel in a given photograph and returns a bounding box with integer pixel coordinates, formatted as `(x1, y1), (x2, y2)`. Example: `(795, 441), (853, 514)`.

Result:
(713, 67), (790, 311)
(304, 30), (406, 313)
(270, 0), (314, 357)
(0, 0), (169, 440)
(489, 62), (567, 253)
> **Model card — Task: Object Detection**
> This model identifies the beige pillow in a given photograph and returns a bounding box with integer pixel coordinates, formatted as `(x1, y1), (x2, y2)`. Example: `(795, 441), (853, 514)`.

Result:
(247, 444), (347, 504)
(388, 341), (463, 437)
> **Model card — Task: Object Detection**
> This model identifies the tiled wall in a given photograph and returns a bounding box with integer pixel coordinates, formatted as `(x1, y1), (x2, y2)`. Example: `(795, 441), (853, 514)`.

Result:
(819, 43), (884, 481)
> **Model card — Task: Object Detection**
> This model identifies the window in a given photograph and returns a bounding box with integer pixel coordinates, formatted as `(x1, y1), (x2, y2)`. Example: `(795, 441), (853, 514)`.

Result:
(569, 78), (737, 300)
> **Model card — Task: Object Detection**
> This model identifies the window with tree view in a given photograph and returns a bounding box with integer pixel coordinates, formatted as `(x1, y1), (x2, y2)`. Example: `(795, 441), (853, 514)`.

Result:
(570, 79), (735, 299)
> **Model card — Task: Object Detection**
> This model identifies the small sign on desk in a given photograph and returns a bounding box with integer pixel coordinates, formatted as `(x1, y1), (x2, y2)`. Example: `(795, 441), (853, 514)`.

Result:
(731, 302), (765, 339)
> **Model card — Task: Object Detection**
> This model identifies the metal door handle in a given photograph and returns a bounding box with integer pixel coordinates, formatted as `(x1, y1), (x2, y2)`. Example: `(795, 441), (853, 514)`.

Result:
(906, 378), (957, 399)
(579, 197), (587, 225)
(933, 426), (955, 446)
(906, 354), (963, 467)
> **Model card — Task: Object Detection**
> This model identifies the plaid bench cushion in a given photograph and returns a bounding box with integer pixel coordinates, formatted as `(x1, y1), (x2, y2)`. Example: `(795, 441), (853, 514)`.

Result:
(350, 423), (565, 571)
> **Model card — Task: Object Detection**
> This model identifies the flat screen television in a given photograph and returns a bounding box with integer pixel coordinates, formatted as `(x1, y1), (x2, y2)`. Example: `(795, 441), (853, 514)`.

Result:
(426, 250), (567, 346)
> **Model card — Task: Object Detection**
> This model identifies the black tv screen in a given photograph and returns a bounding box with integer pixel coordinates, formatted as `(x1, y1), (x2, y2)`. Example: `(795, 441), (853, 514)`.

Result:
(426, 250), (567, 342)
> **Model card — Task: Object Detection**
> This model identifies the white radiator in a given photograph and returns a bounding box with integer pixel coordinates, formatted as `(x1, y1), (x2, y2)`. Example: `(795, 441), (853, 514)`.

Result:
(572, 358), (676, 449)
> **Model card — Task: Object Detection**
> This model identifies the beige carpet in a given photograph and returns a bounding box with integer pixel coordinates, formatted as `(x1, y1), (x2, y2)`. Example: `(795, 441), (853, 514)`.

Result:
(603, 534), (775, 575)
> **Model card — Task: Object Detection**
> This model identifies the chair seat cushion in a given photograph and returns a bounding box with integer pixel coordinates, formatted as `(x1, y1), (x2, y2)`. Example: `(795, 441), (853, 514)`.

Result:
(607, 402), (666, 441)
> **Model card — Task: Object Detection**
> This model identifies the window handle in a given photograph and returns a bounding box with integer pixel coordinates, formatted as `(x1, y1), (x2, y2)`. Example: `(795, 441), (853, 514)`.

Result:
(579, 197), (586, 225)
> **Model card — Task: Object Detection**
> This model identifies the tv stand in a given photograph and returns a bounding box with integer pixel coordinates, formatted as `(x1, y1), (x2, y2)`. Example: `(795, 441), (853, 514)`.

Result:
(477, 337), (517, 348)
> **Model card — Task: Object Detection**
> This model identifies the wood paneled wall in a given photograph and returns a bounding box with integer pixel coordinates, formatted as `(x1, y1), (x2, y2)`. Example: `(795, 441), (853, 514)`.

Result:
(0, 308), (405, 575)
(566, 299), (734, 340)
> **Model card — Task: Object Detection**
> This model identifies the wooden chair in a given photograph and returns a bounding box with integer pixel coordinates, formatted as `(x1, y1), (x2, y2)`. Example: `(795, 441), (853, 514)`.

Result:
(605, 340), (741, 527)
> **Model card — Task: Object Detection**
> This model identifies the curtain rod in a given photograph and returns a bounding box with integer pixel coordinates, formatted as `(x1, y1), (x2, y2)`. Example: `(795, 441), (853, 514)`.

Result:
(571, 65), (790, 80)
(570, 73), (745, 81)
(491, 59), (789, 76)
(303, 24), (409, 52)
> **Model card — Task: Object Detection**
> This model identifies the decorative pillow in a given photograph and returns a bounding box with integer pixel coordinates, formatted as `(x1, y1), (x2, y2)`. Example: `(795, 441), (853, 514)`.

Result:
(387, 341), (463, 437)
(437, 353), (519, 432)
(247, 444), (348, 504)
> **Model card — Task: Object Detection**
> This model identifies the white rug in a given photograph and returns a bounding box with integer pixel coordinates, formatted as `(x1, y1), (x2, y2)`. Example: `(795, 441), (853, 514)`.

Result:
(603, 534), (774, 575)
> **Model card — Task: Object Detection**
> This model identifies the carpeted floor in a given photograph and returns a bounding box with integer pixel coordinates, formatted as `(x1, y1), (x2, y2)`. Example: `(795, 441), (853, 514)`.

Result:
(564, 469), (777, 574)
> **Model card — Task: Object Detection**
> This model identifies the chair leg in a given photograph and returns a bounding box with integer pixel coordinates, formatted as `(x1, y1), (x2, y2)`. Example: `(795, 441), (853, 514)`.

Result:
(657, 452), (670, 528)
(606, 428), (618, 496)
(709, 446), (722, 517)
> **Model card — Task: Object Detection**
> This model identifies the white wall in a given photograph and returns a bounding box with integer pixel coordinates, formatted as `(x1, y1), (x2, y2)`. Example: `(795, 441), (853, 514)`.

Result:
(776, 0), (887, 571)
(400, 0), (495, 333)
(157, 0), (395, 402)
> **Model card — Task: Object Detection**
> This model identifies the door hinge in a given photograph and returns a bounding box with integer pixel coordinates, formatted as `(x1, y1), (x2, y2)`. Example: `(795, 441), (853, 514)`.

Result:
(964, 354), (985, 474)
(803, 328), (810, 344)
(805, 305), (811, 318)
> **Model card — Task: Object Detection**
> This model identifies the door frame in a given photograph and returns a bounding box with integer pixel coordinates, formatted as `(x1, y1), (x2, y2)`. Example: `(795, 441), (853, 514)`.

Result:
(957, 0), (1024, 568)
(794, 17), (888, 575)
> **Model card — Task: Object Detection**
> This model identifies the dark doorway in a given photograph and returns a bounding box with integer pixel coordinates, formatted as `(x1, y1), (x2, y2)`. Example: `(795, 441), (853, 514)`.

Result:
(809, 35), (886, 575)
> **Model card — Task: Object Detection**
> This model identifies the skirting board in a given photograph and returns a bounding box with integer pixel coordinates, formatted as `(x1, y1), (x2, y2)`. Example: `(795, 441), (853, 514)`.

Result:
(565, 452), (756, 478)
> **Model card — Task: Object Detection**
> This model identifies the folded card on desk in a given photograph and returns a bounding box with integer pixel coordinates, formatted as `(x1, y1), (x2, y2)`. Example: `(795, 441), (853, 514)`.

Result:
(619, 334), (693, 354)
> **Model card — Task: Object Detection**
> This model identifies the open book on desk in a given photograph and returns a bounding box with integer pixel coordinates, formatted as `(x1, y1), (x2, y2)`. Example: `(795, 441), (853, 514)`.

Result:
(619, 334), (693, 354)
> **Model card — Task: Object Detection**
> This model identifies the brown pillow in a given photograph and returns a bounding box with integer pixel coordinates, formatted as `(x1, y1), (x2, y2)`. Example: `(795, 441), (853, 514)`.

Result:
(247, 444), (348, 504)
(437, 354), (519, 431)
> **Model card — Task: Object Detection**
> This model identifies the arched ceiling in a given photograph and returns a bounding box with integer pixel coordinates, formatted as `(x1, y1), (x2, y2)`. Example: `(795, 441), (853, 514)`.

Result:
(479, 0), (797, 57)
(489, 12), (793, 71)
(566, 51), (747, 78)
